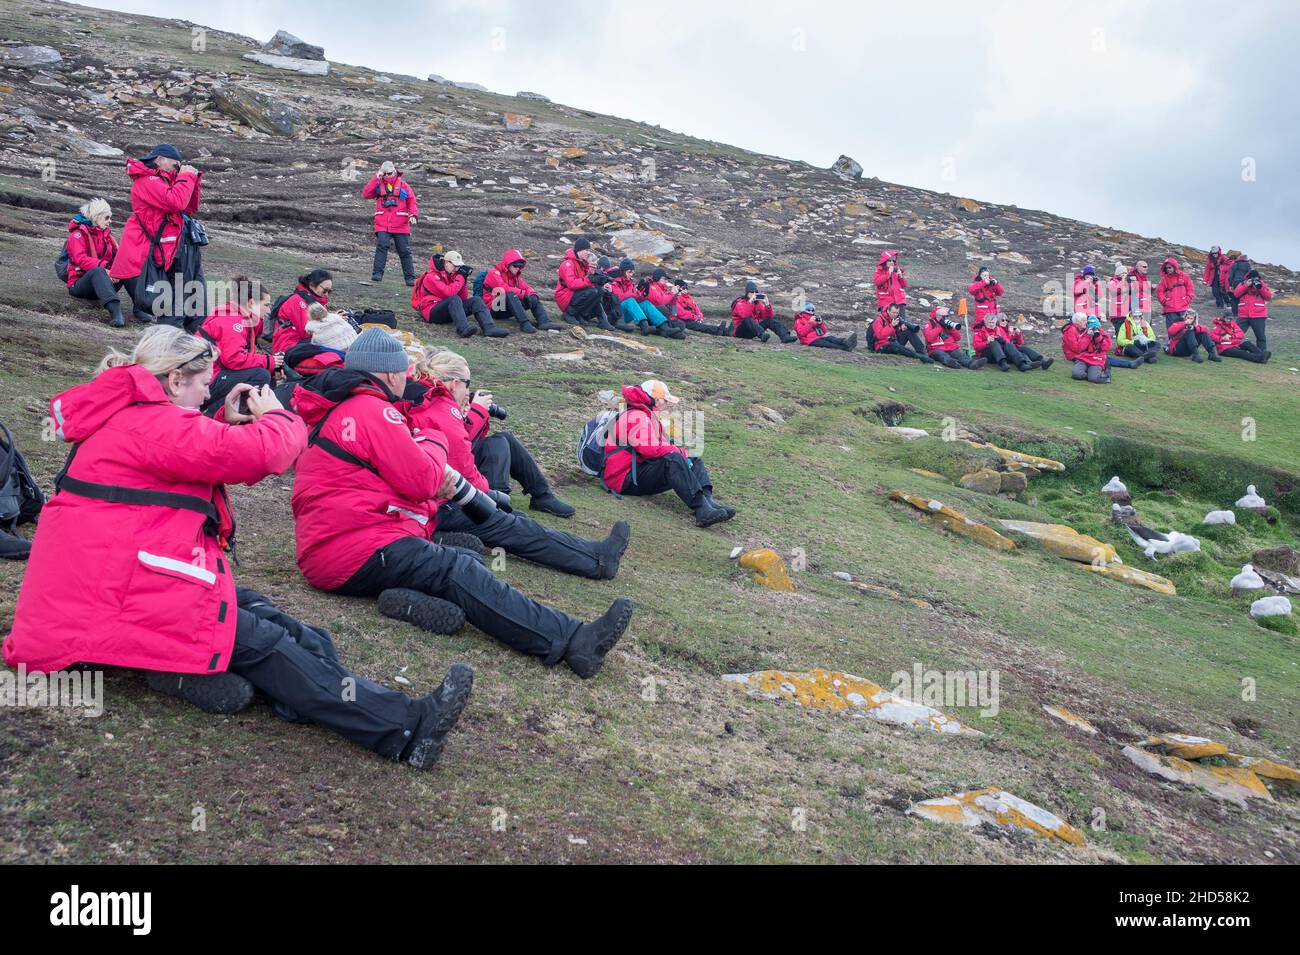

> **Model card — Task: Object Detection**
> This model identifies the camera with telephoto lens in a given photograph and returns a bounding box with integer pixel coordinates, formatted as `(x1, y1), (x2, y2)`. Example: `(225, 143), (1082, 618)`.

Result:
(941, 317), (960, 330)
(457, 264), (472, 278)
(442, 465), (498, 524)
(488, 403), (507, 420)
(382, 197), (399, 208)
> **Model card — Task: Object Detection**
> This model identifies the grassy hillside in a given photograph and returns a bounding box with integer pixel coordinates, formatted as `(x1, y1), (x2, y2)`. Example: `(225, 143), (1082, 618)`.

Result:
(2, 0), (1298, 864)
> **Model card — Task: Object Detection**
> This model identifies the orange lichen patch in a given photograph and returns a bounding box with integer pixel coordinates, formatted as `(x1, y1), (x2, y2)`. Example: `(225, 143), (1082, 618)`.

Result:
(908, 789), (1085, 846)
(1043, 705), (1098, 735)
(908, 468), (946, 480)
(1122, 746), (1272, 807)
(1143, 734), (1228, 760)
(962, 440), (1065, 472)
(721, 667), (982, 736)
(1072, 561), (1177, 595)
(888, 490), (1016, 552)
(999, 520), (1117, 564)
(738, 549), (795, 592)
(851, 581), (932, 610)
(1223, 756), (1300, 790)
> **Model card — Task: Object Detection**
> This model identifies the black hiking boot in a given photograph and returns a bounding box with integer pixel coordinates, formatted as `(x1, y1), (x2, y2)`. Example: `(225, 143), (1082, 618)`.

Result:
(519, 321), (538, 334)
(970, 357), (989, 369)
(402, 662), (474, 770)
(694, 501), (734, 527)
(564, 598), (634, 679)
(529, 492), (575, 518)
(1039, 356), (1055, 370)
(377, 589), (467, 635)
(145, 670), (255, 714)
(432, 531), (485, 552)
(594, 520), (631, 580)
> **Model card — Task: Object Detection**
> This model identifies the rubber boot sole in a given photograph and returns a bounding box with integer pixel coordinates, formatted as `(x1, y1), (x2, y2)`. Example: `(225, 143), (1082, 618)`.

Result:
(145, 670), (255, 714)
(405, 662), (474, 770)
(378, 589), (467, 635)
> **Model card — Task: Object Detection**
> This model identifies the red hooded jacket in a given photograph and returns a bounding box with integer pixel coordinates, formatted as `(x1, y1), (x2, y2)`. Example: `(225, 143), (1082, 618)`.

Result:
(1072, 273), (1101, 317)
(1210, 316), (1245, 349)
(672, 291), (704, 322)
(271, 284), (329, 355)
(971, 319), (997, 354)
(65, 217), (118, 287)
(731, 295), (773, 331)
(482, 249), (535, 308)
(794, 313), (828, 345)
(201, 302), (275, 375)
(411, 263), (469, 320)
(1061, 323), (1111, 366)
(4, 364), (304, 674)
(923, 310), (961, 353)
(361, 173), (419, 234)
(1233, 279), (1272, 319)
(994, 322), (1025, 347)
(554, 247), (593, 313)
(1203, 252), (1233, 288)
(870, 312), (897, 352)
(601, 385), (686, 494)
(1166, 317), (1208, 351)
(291, 374), (450, 592)
(1126, 268), (1151, 314)
(110, 160), (201, 280)
(873, 251), (907, 307)
(1106, 276), (1129, 320)
(967, 278), (1003, 321)
(405, 380), (492, 493)
(608, 275), (640, 302)
(645, 282), (676, 310)
(1156, 258), (1195, 313)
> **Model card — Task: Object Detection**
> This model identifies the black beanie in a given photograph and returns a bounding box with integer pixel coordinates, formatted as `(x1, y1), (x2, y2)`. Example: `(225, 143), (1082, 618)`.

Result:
(652, 267), (668, 282)
(573, 238), (591, 253)
(596, 255), (611, 269)
(744, 280), (759, 294)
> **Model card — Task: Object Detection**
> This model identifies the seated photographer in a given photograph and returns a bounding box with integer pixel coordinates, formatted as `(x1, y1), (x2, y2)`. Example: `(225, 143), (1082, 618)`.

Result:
(971, 314), (1030, 371)
(404, 347), (626, 575)
(639, 268), (690, 338)
(270, 269), (333, 355)
(482, 249), (562, 333)
(272, 308), (356, 405)
(1164, 311), (1221, 363)
(1113, 312), (1160, 364)
(1232, 269), (1272, 350)
(554, 239), (618, 330)
(291, 329), (633, 680)
(731, 281), (796, 342)
(992, 313), (1052, 370)
(411, 250), (508, 338)
(1061, 312), (1112, 383)
(600, 380), (736, 528)
(667, 278), (729, 335)
(923, 306), (985, 369)
(64, 198), (126, 327)
(871, 302), (933, 363)
(795, 302), (857, 352)
(5, 326), (473, 771)
(1209, 313), (1270, 363)
(608, 261), (685, 338)
(198, 275), (280, 417)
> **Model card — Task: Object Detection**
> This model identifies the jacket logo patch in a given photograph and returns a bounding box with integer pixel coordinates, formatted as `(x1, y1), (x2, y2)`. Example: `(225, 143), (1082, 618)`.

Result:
(451, 407), (464, 420)
(232, 322), (242, 333)
(383, 407), (405, 425)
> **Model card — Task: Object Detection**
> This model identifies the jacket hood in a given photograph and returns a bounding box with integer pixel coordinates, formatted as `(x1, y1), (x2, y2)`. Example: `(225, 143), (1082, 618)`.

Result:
(878, 250), (898, 265)
(68, 214), (96, 232)
(621, 384), (653, 409)
(50, 364), (169, 443)
(1162, 257), (1180, 271)
(292, 368), (399, 426)
(125, 157), (170, 181)
(498, 249), (526, 271)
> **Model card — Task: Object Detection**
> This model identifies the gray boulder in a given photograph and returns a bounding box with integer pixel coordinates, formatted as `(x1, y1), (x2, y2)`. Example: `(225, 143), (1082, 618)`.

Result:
(264, 30), (324, 61)
(517, 91), (550, 102)
(242, 52), (329, 76)
(210, 84), (304, 136)
(831, 154), (863, 179)
(0, 45), (64, 70)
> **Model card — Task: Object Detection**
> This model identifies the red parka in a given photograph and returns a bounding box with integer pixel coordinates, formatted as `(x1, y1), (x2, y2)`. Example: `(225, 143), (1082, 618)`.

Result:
(411, 264), (468, 320)
(672, 291), (704, 322)
(870, 313), (896, 352)
(731, 295), (773, 332)
(644, 282), (676, 311)
(601, 385), (686, 494)
(110, 159), (201, 280)
(65, 216), (118, 286)
(405, 380), (492, 494)
(1156, 258), (1195, 313)
(1233, 279), (1272, 319)
(1061, 323), (1110, 367)
(873, 251), (908, 308)
(1072, 273), (1101, 317)
(971, 319), (997, 355)
(482, 249), (534, 308)
(1203, 252), (1234, 288)
(607, 275), (640, 302)
(271, 284), (329, 355)
(554, 247), (593, 313)
(1126, 268), (1152, 315)
(201, 302), (275, 375)
(4, 364), (304, 674)
(1210, 316), (1245, 350)
(361, 173), (419, 234)
(923, 311), (961, 353)
(794, 313), (828, 345)
(1106, 275), (1129, 320)
(967, 278), (1003, 321)
(1166, 317), (1208, 352)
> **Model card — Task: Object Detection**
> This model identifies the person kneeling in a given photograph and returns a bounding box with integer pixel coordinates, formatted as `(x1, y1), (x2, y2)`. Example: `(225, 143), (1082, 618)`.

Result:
(3, 327), (472, 770)
(923, 306), (985, 368)
(795, 302), (857, 352)
(1061, 313), (1112, 383)
(291, 328), (632, 679)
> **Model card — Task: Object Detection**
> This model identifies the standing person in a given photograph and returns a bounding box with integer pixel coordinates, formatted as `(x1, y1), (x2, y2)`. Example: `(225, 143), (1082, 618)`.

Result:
(1209, 313), (1270, 363)
(198, 275), (281, 415)
(1203, 246), (1233, 310)
(1106, 263), (1130, 333)
(794, 302), (857, 352)
(1061, 313), (1112, 383)
(4, 326), (473, 770)
(1227, 254), (1252, 316)
(1126, 261), (1153, 322)
(874, 250), (909, 321)
(599, 381), (735, 528)
(411, 251), (508, 338)
(923, 306), (986, 369)
(665, 278), (728, 335)
(362, 161), (419, 286)
(993, 313), (1053, 370)
(968, 267), (1004, 323)
(110, 143), (201, 326)
(731, 281), (795, 342)
(290, 329), (633, 679)
(1156, 257), (1196, 331)
(1233, 268), (1272, 350)
(64, 198), (125, 327)
(1072, 265), (1101, 319)
(1113, 312), (1161, 364)
(481, 249), (561, 333)
(1165, 311), (1221, 363)
(554, 239), (617, 330)
(270, 269), (333, 355)
(871, 302), (933, 363)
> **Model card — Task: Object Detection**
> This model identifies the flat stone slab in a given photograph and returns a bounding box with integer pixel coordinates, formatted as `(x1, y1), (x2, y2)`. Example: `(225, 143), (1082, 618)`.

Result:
(1072, 561), (1176, 595)
(1043, 704), (1098, 735)
(964, 440), (1065, 472)
(908, 789), (1084, 846)
(999, 519), (1117, 565)
(1122, 745), (1271, 808)
(889, 491), (1016, 552)
(242, 52), (330, 76)
(722, 668), (982, 736)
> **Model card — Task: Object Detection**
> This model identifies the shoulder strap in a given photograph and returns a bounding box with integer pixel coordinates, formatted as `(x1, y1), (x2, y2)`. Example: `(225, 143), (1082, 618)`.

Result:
(54, 443), (220, 526)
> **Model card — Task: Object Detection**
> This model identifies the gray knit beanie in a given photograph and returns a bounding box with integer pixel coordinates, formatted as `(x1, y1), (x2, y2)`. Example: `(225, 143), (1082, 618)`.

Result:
(345, 326), (408, 374)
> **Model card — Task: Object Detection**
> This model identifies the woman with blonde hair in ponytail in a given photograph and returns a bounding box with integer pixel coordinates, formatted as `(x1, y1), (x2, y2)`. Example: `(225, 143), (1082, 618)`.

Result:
(6, 326), (473, 771)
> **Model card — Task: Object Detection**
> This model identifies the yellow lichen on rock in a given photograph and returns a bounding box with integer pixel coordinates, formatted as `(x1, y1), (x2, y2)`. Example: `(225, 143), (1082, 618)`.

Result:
(963, 440), (1065, 472)
(908, 789), (1085, 846)
(1073, 562), (1177, 595)
(1144, 733), (1228, 760)
(737, 549), (795, 592)
(1228, 757), (1300, 790)
(999, 520), (1117, 564)
(888, 490), (1016, 552)
(908, 468), (946, 480)
(1043, 705), (1098, 735)
(1122, 745), (1273, 807)
(851, 581), (932, 610)
(721, 667), (982, 736)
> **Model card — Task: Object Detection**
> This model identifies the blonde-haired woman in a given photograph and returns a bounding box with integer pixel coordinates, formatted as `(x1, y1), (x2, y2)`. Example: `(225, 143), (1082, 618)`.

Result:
(65, 197), (125, 326)
(5, 326), (472, 771)
(405, 346), (627, 576)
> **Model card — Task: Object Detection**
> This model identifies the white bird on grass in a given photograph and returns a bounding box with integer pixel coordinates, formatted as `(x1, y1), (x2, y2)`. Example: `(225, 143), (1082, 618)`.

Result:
(1203, 510), (1236, 525)
(1122, 520), (1202, 559)
(1101, 476), (1127, 494)
(1230, 564), (1265, 591)
(1236, 485), (1267, 509)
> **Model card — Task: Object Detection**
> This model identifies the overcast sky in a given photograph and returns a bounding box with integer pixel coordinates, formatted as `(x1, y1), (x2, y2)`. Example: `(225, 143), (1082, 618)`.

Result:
(89, 0), (1300, 268)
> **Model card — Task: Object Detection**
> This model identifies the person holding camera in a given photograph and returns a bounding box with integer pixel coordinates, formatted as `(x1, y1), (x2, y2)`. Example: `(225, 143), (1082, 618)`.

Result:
(404, 348), (628, 574)
(1125, 261), (1153, 321)
(665, 278), (729, 335)
(730, 281), (796, 342)
(269, 269), (334, 355)
(873, 251), (909, 321)
(993, 313), (1053, 370)
(1232, 268), (1272, 350)
(970, 313), (1029, 370)
(362, 160), (419, 286)
(110, 144), (202, 325)
(1156, 257), (1196, 331)
(795, 302), (857, 352)
(640, 268), (692, 338)
(1072, 265), (1101, 320)
(871, 302), (933, 363)
(1203, 246), (1235, 311)
(967, 267), (1004, 323)
(1226, 254), (1251, 315)
(606, 261), (686, 338)
(554, 239), (618, 330)
(482, 249), (562, 333)
(6, 326), (473, 770)
(411, 250), (508, 338)
(1105, 263), (1131, 334)
(923, 306), (985, 368)
(1164, 310), (1220, 363)
(1209, 313), (1270, 363)
(1061, 313), (1113, 383)
(291, 329), (633, 680)
(198, 274), (282, 416)
(1113, 312), (1160, 364)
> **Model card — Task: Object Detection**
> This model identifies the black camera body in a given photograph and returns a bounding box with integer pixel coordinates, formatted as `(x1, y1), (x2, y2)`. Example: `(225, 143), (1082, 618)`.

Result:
(457, 264), (473, 278)
(941, 318), (960, 330)
(382, 197), (399, 208)
(488, 403), (508, 421)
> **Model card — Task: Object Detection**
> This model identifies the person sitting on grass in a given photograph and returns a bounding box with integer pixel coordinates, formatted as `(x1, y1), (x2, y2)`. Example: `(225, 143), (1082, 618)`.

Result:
(1165, 310), (1221, 363)
(1061, 312), (1112, 383)
(731, 281), (796, 342)
(554, 239), (618, 331)
(291, 328), (633, 680)
(665, 278), (729, 335)
(640, 268), (692, 338)
(1113, 312), (1160, 364)
(871, 302), (933, 363)
(1208, 313), (1270, 364)
(198, 274), (280, 416)
(481, 248), (562, 333)
(923, 306), (986, 369)
(606, 260), (684, 338)
(970, 313), (1028, 371)
(64, 198), (125, 328)
(794, 302), (857, 352)
(992, 313), (1053, 370)
(4, 326), (474, 770)
(411, 250), (508, 338)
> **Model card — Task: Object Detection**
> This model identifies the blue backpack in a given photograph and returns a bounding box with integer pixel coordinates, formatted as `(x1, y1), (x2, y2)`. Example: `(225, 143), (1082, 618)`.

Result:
(577, 409), (639, 488)
(471, 269), (489, 300)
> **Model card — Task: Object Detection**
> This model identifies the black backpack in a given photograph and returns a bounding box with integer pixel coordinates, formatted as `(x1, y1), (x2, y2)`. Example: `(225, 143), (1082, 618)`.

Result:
(1229, 259), (1251, 289)
(0, 419), (45, 532)
(55, 242), (71, 283)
